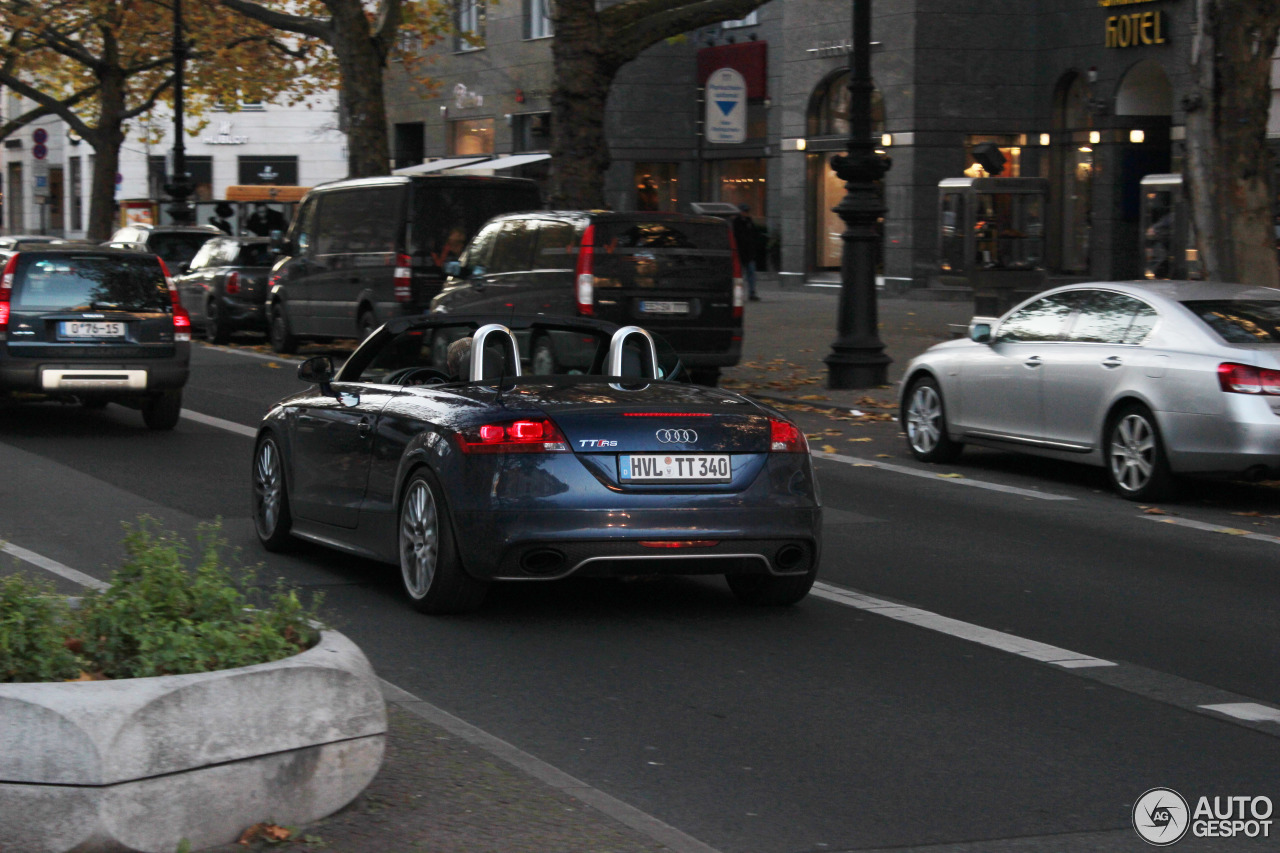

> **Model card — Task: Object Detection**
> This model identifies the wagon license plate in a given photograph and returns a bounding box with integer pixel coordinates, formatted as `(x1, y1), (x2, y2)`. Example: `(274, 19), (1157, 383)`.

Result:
(639, 300), (690, 315)
(620, 453), (730, 483)
(60, 321), (125, 338)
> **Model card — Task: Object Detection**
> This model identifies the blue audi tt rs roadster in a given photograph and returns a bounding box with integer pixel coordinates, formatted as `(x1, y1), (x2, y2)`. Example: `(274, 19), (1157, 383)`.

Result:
(251, 315), (822, 613)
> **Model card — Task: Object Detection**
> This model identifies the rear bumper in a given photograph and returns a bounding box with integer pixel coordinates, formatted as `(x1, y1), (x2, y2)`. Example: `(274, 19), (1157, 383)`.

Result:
(221, 295), (267, 329)
(452, 505), (821, 581)
(1161, 404), (1280, 476)
(0, 356), (189, 396)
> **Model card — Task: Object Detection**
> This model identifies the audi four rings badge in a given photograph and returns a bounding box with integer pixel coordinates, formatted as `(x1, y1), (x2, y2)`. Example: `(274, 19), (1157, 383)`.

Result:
(656, 429), (697, 443)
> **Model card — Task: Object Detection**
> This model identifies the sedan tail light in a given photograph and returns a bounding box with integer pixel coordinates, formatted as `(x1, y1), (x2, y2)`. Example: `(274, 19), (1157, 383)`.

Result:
(225, 270), (241, 296)
(769, 418), (808, 453)
(575, 224), (596, 316)
(0, 253), (16, 334)
(1218, 362), (1280, 395)
(158, 258), (192, 342)
(457, 418), (570, 454)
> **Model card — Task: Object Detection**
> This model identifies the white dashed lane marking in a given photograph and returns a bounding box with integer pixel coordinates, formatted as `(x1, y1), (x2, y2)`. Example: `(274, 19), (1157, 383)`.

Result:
(1143, 514), (1280, 546)
(814, 451), (1077, 501)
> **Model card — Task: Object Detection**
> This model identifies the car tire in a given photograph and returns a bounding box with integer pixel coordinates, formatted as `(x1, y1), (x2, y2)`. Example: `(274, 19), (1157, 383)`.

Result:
(726, 568), (817, 607)
(206, 298), (231, 345)
(689, 368), (720, 387)
(141, 390), (182, 430)
(358, 309), (378, 341)
(1105, 403), (1177, 501)
(269, 302), (299, 354)
(399, 470), (488, 614)
(252, 434), (294, 551)
(531, 337), (560, 375)
(903, 375), (963, 463)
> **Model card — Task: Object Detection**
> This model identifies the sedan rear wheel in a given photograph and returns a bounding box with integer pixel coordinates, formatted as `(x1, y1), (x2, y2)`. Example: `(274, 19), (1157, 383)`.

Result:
(904, 376), (962, 463)
(253, 435), (294, 550)
(399, 471), (488, 614)
(269, 303), (298, 354)
(1106, 404), (1176, 501)
(206, 298), (231, 344)
(142, 390), (182, 430)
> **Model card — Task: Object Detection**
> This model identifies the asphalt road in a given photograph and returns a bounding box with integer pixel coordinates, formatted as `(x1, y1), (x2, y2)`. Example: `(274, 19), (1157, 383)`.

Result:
(4, 307), (1280, 852)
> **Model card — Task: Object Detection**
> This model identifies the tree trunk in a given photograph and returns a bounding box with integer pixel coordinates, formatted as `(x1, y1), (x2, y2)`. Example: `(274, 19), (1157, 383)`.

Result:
(85, 72), (128, 241)
(330, 4), (392, 178)
(549, 0), (614, 209)
(1184, 0), (1280, 287)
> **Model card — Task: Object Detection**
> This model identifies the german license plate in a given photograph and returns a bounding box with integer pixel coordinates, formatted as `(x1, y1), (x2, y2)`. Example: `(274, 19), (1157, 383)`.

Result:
(639, 300), (690, 315)
(620, 453), (730, 483)
(60, 321), (125, 338)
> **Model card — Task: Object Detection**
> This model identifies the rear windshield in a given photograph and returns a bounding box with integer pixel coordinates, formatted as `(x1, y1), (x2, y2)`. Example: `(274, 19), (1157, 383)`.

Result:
(410, 182), (542, 271)
(150, 233), (217, 269)
(11, 254), (171, 313)
(233, 242), (275, 267)
(592, 220), (731, 252)
(1182, 299), (1280, 343)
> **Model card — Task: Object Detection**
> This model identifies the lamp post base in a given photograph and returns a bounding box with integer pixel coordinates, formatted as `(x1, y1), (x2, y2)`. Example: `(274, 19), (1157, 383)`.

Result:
(824, 344), (891, 389)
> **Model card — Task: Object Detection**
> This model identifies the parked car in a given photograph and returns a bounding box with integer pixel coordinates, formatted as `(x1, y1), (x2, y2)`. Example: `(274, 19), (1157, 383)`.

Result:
(899, 280), (1280, 500)
(430, 211), (744, 386)
(172, 236), (274, 343)
(105, 223), (224, 274)
(0, 236), (99, 263)
(264, 174), (542, 354)
(0, 245), (191, 429)
(250, 313), (820, 613)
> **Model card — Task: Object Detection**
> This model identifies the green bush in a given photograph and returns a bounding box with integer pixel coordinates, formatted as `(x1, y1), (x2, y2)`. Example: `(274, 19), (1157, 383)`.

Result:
(2, 517), (324, 683)
(0, 574), (82, 682)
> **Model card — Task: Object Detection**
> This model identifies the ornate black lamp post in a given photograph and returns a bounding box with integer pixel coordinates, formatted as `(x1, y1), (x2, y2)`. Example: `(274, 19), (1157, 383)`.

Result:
(823, 0), (892, 389)
(164, 0), (195, 225)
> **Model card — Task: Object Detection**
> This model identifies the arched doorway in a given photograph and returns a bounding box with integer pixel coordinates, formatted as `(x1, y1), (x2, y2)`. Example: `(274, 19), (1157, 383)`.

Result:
(1115, 59), (1174, 278)
(806, 70), (884, 272)
(1052, 72), (1093, 274)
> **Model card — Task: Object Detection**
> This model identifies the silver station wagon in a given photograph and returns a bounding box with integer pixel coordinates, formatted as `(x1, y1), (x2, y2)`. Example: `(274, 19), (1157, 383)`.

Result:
(899, 281), (1280, 500)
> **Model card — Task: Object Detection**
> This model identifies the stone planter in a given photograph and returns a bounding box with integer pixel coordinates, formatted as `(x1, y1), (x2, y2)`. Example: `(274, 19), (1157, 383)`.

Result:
(0, 629), (386, 853)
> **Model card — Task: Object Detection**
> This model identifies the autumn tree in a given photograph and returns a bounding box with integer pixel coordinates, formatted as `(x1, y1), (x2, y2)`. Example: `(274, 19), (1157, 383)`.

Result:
(548, 0), (768, 208)
(1184, 0), (1280, 287)
(217, 0), (450, 179)
(0, 0), (322, 239)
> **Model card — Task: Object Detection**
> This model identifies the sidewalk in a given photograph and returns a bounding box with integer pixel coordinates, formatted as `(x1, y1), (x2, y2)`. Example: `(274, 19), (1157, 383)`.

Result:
(221, 280), (976, 853)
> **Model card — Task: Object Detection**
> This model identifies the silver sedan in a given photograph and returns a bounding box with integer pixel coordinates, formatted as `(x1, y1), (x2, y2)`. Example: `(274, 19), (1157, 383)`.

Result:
(898, 281), (1280, 500)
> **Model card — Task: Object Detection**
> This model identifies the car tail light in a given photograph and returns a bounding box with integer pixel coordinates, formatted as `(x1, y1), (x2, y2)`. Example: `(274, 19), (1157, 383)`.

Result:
(0, 253), (16, 334)
(575, 224), (595, 316)
(158, 258), (192, 342)
(639, 540), (720, 548)
(1219, 362), (1280, 395)
(727, 228), (744, 319)
(769, 418), (808, 453)
(225, 271), (241, 296)
(457, 418), (570, 454)
(394, 253), (412, 302)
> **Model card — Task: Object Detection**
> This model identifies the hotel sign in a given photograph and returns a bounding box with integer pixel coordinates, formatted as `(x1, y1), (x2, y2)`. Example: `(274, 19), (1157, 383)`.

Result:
(1100, 0), (1168, 48)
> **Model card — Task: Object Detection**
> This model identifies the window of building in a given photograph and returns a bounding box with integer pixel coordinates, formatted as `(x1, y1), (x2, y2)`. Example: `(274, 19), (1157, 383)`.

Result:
(634, 163), (679, 212)
(395, 122), (426, 169)
(456, 0), (485, 51)
(722, 11), (758, 28)
(450, 118), (494, 155)
(525, 0), (552, 39)
(513, 113), (551, 152)
(808, 70), (884, 140)
(705, 158), (765, 216)
(964, 134), (1022, 178)
(237, 155), (298, 185)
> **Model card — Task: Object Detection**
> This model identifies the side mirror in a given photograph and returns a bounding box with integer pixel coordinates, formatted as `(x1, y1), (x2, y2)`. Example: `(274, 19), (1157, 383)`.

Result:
(298, 355), (336, 394)
(969, 322), (993, 344)
(443, 260), (462, 277)
(268, 231), (289, 256)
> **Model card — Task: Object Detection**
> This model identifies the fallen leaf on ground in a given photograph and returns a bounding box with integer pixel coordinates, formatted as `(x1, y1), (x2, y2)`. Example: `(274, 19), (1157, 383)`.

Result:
(264, 362), (281, 369)
(797, 394), (830, 401)
(847, 437), (872, 442)
(937, 473), (965, 479)
(238, 823), (293, 845)
(1140, 507), (1168, 515)
(876, 454), (892, 458)
(1219, 528), (1250, 536)
(821, 445), (837, 453)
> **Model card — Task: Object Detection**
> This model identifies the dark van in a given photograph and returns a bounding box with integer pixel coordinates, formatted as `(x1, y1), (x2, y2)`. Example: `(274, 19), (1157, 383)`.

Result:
(264, 174), (541, 353)
(429, 211), (743, 385)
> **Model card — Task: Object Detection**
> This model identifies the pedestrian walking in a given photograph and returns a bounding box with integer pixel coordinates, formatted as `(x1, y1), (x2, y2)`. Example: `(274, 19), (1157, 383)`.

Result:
(732, 204), (760, 301)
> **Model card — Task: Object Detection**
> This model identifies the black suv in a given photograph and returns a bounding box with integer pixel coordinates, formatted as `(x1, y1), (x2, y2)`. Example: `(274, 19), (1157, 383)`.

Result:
(0, 246), (192, 429)
(106, 223), (224, 274)
(430, 211), (744, 385)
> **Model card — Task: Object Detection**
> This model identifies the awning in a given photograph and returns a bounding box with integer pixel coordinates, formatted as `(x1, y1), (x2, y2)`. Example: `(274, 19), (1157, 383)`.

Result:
(393, 157), (489, 175)
(453, 153), (551, 172)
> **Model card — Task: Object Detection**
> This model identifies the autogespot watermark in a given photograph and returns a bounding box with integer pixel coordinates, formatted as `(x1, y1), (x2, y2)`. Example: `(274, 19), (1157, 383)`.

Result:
(1133, 787), (1274, 845)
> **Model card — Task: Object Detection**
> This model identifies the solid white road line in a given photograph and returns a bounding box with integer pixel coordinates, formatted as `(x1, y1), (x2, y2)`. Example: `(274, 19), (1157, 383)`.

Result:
(814, 451), (1077, 501)
(1143, 514), (1280, 546)
(180, 409), (258, 438)
(811, 581), (1115, 668)
(2, 542), (109, 591)
(1200, 703), (1280, 723)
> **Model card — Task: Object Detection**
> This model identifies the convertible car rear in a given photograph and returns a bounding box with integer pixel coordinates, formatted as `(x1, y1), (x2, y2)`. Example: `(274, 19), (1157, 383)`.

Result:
(252, 315), (822, 613)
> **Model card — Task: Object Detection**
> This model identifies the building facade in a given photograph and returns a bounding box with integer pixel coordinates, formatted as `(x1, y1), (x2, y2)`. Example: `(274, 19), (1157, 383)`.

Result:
(385, 0), (1280, 292)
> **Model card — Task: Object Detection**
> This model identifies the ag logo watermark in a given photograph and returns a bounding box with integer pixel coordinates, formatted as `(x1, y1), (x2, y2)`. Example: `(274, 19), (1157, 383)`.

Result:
(1133, 788), (1274, 845)
(1133, 788), (1189, 846)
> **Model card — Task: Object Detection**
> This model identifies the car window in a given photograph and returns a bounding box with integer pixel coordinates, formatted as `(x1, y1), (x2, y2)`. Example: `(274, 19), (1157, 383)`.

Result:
(1066, 291), (1157, 344)
(188, 241), (219, 271)
(533, 221), (577, 270)
(149, 233), (216, 270)
(1182, 299), (1280, 343)
(11, 254), (170, 312)
(488, 219), (538, 274)
(233, 242), (274, 267)
(291, 197), (318, 255)
(313, 188), (403, 255)
(410, 182), (542, 271)
(995, 293), (1077, 343)
(1124, 303), (1158, 344)
(461, 221), (503, 271)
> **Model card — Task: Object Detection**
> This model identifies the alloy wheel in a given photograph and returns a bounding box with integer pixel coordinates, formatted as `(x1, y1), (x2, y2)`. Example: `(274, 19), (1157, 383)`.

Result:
(1109, 413), (1156, 493)
(254, 440), (282, 536)
(907, 384), (943, 454)
(400, 480), (440, 599)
